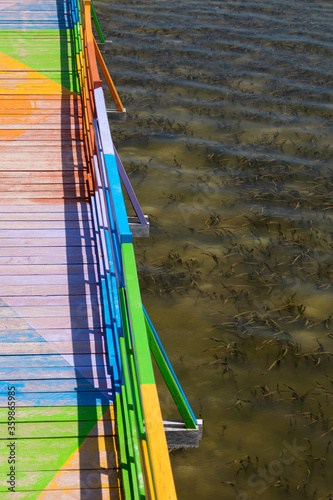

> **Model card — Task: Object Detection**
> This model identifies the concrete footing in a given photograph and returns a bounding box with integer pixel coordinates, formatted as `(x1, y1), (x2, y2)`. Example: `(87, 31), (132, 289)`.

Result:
(128, 215), (150, 237)
(163, 419), (203, 449)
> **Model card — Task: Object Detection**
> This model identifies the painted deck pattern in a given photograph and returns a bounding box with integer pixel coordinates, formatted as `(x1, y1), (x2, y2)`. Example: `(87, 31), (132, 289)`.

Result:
(0, 1), (121, 498)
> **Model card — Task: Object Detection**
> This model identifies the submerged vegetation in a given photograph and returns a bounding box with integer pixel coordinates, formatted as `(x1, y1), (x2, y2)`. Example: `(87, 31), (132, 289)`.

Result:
(96, 0), (332, 498)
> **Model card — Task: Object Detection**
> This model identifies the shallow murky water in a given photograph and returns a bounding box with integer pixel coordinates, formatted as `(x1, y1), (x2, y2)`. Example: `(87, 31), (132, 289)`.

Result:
(95, 1), (333, 498)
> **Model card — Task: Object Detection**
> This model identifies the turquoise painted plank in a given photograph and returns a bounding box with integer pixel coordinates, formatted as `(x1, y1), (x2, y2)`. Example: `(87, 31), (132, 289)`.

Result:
(0, 330), (43, 342)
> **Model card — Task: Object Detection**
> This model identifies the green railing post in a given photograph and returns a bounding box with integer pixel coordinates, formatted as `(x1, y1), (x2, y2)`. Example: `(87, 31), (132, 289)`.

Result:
(144, 312), (197, 429)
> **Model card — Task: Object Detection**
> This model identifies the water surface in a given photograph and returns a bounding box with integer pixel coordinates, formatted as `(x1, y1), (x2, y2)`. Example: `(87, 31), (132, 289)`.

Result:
(95, 1), (333, 498)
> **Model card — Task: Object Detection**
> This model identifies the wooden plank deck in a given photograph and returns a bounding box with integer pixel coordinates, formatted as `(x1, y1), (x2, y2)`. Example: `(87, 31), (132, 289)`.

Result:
(0, 1), (121, 498)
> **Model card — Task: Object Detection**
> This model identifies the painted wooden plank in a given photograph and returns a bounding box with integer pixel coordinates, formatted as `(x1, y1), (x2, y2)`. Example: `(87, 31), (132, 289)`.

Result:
(0, 110), (80, 117)
(0, 23), (74, 31)
(0, 366), (111, 381)
(0, 100), (82, 112)
(37, 488), (120, 499)
(0, 391), (110, 407)
(0, 313), (102, 330)
(0, 330), (44, 343)
(0, 133), (84, 143)
(0, 189), (88, 198)
(0, 487), (119, 499)
(0, 315), (103, 330)
(0, 437), (117, 471)
(0, 204), (91, 214)
(0, 93), (80, 100)
(0, 275), (98, 286)
(0, 126), (83, 136)
(0, 301), (101, 322)
(0, 328), (104, 343)
(0, 237), (94, 247)
(0, 174), (88, 186)
(0, 303), (102, 317)
(0, 162), (87, 170)
(0, 284), (100, 296)
(0, 198), (90, 205)
(0, 247), (96, 258)
(0, 212), (92, 221)
(0, 149), (86, 159)
(0, 378), (111, 394)
(0, 253), (98, 265)
(0, 469), (120, 492)
(2, 295), (100, 307)
(0, 341), (105, 355)
(0, 82), (74, 94)
(0, 151), (86, 160)
(0, 405), (114, 422)
(0, 354), (107, 368)
(0, 263), (98, 276)
(0, 119), (83, 128)
(0, 419), (115, 440)
(0, 220), (93, 230)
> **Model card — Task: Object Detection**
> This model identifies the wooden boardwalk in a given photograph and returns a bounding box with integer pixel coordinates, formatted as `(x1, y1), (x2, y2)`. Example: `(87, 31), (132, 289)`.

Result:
(0, 1), (121, 498)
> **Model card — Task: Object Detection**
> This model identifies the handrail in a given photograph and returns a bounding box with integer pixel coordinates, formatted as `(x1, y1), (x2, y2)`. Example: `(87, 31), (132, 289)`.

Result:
(76, 1), (178, 498)
(143, 306), (197, 429)
(94, 37), (125, 113)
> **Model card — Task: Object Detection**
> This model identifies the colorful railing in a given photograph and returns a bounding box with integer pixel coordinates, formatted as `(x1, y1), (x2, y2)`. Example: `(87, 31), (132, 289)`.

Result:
(70, 1), (200, 498)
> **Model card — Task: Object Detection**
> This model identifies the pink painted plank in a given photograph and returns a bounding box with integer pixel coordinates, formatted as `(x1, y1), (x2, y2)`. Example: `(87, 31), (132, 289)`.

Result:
(0, 212), (92, 221)
(0, 197), (89, 204)
(0, 264), (98, 276)
(0, 285), (100, 297)
(0, 204), (91, 213)
(0, 164), (87, 173)
(0, 274), (99, 285)
(36, 328), (105, 339)
(0, 162), (87, 170)
(0, 255), (98, 265)
(0, 185), (87, 194)
(0, 173), (88, 184)
(0, 151), (87, 161)
(0, 247), (95, 257)
(6, 304), (102, 318)
(0, 220), (93, 230)
(0, 237), (94, 247)
(0, 227), (94, 237)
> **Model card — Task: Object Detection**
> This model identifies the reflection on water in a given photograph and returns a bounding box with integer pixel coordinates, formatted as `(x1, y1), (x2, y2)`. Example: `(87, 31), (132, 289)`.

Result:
(95, 0), (332, 498)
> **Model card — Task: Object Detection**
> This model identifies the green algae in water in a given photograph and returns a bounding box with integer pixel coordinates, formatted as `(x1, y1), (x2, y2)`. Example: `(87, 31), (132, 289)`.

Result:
(95, 0), (333, 498)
